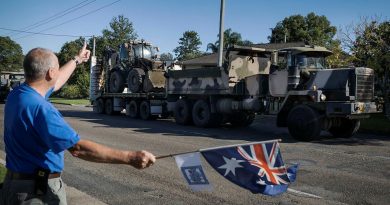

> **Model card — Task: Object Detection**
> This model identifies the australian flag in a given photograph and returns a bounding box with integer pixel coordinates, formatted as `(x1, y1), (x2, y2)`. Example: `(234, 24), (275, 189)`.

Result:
(201, 141), (298, 196)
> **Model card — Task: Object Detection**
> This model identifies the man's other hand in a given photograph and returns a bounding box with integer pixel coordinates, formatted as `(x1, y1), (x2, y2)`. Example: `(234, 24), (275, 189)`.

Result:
(129, 150), (156, 169)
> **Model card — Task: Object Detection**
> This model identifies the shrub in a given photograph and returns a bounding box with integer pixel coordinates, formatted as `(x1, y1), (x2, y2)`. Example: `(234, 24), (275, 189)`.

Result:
(60, 85), (83, 99)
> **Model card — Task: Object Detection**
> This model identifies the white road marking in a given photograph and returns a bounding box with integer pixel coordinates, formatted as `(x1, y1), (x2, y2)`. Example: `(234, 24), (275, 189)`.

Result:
(287, 188), (322, 199)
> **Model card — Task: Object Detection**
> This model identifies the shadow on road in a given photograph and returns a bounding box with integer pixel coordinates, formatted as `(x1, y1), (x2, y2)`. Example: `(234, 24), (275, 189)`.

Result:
(58, 108), (389, 146)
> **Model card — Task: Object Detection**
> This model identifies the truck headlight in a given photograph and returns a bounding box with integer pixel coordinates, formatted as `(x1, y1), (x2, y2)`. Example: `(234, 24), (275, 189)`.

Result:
(320, 94), (327, 101)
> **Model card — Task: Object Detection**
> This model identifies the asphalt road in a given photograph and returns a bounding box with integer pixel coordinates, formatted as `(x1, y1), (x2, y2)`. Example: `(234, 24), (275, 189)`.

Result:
(1, 104), (389, 205)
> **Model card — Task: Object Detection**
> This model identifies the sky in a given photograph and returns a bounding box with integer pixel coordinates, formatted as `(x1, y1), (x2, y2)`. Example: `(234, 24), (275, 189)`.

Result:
(0, 0), (389, 55)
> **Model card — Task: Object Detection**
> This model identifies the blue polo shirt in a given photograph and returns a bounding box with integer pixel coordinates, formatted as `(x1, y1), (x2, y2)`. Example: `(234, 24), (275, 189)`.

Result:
(4, 83), (80, 174)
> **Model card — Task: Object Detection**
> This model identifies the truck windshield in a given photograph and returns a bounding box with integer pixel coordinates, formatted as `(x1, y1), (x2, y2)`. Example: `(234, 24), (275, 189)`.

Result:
(133, 45), (157, 59)
(295, 54), (326, 69)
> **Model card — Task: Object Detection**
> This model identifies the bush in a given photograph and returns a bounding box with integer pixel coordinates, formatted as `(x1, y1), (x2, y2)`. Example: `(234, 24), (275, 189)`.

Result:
(60, 85), (83, 99)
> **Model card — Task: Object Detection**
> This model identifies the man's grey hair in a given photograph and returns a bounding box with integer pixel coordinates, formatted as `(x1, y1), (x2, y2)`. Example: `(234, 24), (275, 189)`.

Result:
(23, 48), (58, 81)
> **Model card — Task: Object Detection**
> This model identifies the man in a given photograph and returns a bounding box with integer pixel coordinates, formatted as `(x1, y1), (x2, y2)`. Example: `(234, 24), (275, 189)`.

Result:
(1, 43), (156, 205)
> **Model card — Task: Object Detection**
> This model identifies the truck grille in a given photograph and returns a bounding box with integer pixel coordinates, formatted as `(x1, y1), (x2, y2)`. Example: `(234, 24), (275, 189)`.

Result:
(355, 73), (374, 101)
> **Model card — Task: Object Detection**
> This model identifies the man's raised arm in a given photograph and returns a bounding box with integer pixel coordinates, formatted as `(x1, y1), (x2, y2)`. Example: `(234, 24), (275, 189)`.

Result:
(54, 42), (91, 91)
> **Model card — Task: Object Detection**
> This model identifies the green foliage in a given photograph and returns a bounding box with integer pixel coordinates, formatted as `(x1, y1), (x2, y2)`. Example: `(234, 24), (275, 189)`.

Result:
(0, 36), (23, 72)
(59, 84), (83, 99)
(351, 20), (390, 104)
(207, 28), (253, 53)
(102, 15), (138, 49)
(0, 164), (6, 183)
(326, 40), (353, 68)
(57, 37), (90, 98)
(160, 52), (174, 61)
(352, 21), (390, 72)
(269, 12), (337, 48)
(173, 30), (203, 61)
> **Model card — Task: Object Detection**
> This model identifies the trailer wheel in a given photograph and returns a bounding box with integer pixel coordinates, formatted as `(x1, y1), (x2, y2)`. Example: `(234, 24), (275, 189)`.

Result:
(174, 99), (192, 125)
(287, 105), (322, 141)
(192, 100), (219, 127)
(105, 98), (120, 115)
(128, 69), (144, 93)
(329, 119), (360, 138)
(127, 100), (139, 118)
(109, 70), (125, 93)
(140, 101), (155, 120)
(93, 98), (105, 114)
(229, 112), (255, 127)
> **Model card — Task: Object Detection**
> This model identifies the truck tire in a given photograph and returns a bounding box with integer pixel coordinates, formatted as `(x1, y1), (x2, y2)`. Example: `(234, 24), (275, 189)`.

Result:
(192, 100), (219, 127)
(229, 112), (255, 127)
(329, 119), (360, 138)
(140, 101), (155, 120)
(287, 105), (322, 141)
(109, 71), (125, 93)
(105, 98), (120, 115)
(128, 69), (144, 93)
(127, 100), (139, 118)
(93, 98), (105, 114)
(174, 99), (192, 125)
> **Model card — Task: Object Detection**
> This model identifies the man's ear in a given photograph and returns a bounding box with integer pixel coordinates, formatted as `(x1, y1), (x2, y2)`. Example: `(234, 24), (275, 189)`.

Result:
(46, 68), (55, 80)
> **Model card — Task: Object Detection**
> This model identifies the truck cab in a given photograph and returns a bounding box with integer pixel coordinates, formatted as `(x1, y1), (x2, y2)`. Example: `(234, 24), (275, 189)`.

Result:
(271, 45), (381, 141)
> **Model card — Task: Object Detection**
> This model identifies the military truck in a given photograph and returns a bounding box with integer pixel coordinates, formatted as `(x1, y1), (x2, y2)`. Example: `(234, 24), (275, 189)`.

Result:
(90, 42), (381, 141)
(166, 43), (381, 140)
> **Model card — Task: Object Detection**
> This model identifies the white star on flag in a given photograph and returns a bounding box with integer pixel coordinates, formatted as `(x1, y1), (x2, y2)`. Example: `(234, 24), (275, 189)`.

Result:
(218, 157), (244, 176)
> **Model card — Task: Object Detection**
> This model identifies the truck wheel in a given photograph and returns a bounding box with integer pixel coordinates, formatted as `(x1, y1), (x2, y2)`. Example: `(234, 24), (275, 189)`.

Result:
(192, 100), (219, 127)
(140, 101), (155, 120)
(287, 105), (322, 141)
(109, 71), (125, 93)
(93, 98), (105, 114)
(105, 98), (120, 115)
(127, 100), (139, 118)
(174, 99), (192, 125)
(329, 119), (360, 138)
(128, 69), (144, 93)
(229, 112), (255, 127)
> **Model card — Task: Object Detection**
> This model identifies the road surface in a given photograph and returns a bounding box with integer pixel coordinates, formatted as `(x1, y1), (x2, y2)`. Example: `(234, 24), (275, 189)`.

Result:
(0, 104), (389, 205)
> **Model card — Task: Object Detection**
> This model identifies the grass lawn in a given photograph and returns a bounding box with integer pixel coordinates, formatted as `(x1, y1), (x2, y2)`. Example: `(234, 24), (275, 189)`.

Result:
(0, 164), (6, 183)
(360, 113), (390, 135)
(50, 97), (90, 106)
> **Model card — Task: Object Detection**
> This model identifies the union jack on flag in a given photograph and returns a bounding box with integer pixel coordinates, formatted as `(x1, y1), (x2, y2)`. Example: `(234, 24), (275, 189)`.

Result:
(237, 142), (289, 185)
(201, 140), (298, 195)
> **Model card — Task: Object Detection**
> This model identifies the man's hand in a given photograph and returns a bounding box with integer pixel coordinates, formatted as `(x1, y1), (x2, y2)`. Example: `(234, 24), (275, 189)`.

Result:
(75, 41), (91, 64)
(129, 150), (156, 169)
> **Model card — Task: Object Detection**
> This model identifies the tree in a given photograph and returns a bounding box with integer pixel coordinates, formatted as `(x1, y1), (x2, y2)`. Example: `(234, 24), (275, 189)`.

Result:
(325, 40), (353, 68)
(350, 20), (390, 110)
(102, 15), (138, 49)
(160, 52), (174, 61)
(0, 36), (23, 72)
(57, 37), (90, 98)
(269, 12), (337, 48)
(207, 28), (253, 53)
(173, 31), (203, 61)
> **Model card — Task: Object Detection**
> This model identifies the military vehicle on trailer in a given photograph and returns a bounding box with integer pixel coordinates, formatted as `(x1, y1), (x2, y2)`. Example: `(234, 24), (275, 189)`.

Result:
(105, 40), (166, 94)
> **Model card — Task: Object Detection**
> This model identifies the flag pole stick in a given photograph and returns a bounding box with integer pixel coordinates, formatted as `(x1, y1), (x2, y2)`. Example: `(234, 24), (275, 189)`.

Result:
(156, 139), (282, 159)
(156, 150), (199, 159)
